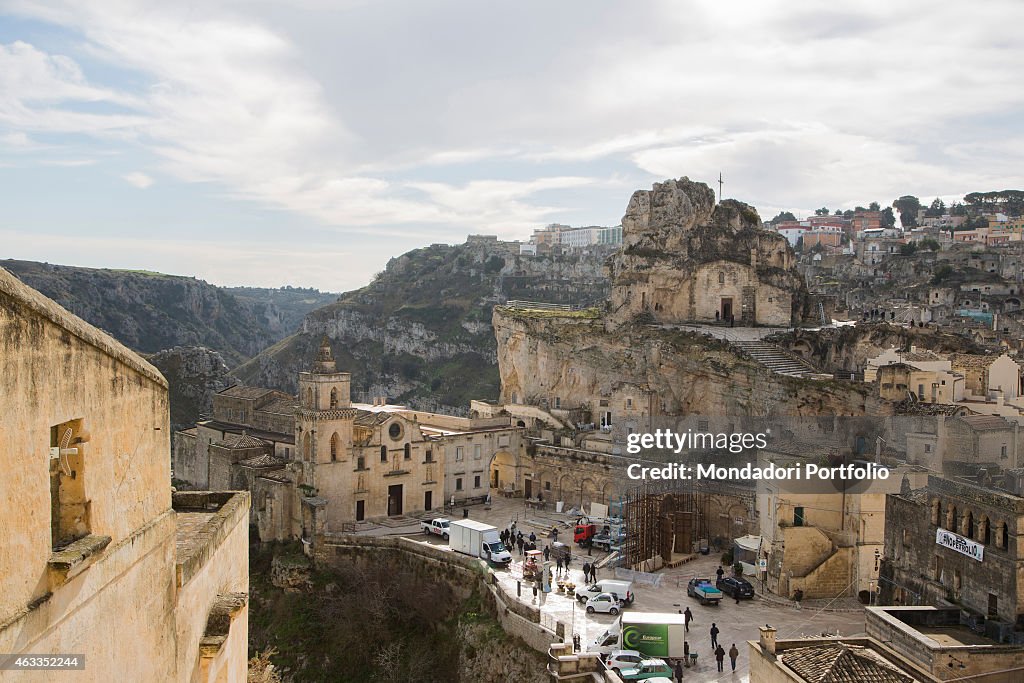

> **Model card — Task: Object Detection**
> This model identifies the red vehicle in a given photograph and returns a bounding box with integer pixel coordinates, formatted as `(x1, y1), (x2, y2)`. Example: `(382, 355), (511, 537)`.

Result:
(574, 523), (597, 546)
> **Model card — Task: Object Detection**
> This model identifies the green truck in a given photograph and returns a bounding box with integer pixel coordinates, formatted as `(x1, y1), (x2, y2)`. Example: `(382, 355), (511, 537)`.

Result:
(589, 613), (687, 659)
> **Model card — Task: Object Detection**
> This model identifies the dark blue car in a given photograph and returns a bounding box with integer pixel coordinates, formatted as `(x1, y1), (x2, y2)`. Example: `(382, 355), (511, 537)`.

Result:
(716, 576), (755, 599)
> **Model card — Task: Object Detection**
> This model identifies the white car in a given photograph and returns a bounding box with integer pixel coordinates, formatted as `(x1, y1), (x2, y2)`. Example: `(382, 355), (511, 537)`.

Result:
(585, 592), (621, 615)
(605, 650), (646, 672)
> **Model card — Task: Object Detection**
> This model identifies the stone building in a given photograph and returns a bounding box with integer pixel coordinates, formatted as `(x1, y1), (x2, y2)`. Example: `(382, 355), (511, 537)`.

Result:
(0, 266), (249, 682)
(877, 363), (964, 404)
(176, 339), (523, 541)
(880, 473), (1024, 638)
(607, 177), (810, 327)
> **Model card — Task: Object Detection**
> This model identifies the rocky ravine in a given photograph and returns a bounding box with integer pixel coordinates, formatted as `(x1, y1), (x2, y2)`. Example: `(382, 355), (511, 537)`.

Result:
(234, 239), (612, 412)
(148, 346), (238, 432)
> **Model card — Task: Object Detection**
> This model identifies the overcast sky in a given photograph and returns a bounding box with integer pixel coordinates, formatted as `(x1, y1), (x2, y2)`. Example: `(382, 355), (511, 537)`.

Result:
(2, 0), (1023, 291)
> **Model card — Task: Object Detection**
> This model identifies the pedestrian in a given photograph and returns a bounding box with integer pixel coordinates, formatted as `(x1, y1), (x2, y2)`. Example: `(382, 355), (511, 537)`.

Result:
(565, 551), (571, 572)
(517, 535), (524, 556)
(544, 545), (550, 561)
(715, 645), (725, 672)
(716, 565), (724, 581)
(710, 623), (719, 650)
(683, 640), (690, 665)
(552, 527), (559, 542)
(729, 644), (738, 672)
(674, 659), (684, 682)
(583, 562), (591, 583)
(529, 531), (536, 543)
(683, 607), (692, 632)
(556, 556), (563, 574)
(735, 590), (740, 605)
(573, 633), (580, 652)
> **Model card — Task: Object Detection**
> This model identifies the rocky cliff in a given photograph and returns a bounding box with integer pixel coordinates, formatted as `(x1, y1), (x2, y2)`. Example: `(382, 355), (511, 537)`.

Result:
(608, 177), (811, 326)
(495, 307), (879, 418)
(233, 239), (612, 411)
(148, 346), (237, 431)
(775, 323), (986, 374)
(2, 260), (337, 365)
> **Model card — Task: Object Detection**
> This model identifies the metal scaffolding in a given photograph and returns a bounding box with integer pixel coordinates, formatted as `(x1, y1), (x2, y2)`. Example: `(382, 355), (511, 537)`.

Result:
(620, 477), (713, 569)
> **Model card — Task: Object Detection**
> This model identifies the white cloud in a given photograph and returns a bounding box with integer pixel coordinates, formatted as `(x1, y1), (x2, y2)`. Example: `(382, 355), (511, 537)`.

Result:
(122, 171), (153, 188)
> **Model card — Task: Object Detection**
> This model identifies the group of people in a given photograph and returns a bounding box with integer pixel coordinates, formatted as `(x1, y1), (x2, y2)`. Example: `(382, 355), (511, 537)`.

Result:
(500, 526), (538, 555)
(580, 561), (598, 583)
(676, 608), (740, 675)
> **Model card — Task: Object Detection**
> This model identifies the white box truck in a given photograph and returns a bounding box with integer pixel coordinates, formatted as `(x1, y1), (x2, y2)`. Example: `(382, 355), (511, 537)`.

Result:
(448, 519), (512, 566)
(589, 613), (687, 659)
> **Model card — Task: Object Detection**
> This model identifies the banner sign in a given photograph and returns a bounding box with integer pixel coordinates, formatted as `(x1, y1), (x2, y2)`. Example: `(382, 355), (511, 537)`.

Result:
(935, 527), (984, 561)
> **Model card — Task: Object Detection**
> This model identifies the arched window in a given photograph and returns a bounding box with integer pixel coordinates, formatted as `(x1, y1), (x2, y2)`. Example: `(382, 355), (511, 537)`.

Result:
(330, 432), (339, 462)
(999, 522), (1009, 550)
(303, 432), (312, 461)
(932, 500), (942, 526)
(380, 445), (388, 463)
(330, 388), (338, 409)
(981, 516), (991, 545)
(404, 443), (411, 461)
(306, 387), (314, 407)
(719, 271), (725, 284)
(964, 511), (974, 539)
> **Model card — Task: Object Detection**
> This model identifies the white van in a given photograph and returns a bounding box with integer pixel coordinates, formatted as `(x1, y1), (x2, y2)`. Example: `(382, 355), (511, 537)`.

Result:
(574, 579), (634, 605)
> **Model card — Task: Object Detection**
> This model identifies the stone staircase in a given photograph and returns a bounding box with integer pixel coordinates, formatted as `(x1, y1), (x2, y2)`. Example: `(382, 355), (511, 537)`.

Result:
(731, 340), (818, 378)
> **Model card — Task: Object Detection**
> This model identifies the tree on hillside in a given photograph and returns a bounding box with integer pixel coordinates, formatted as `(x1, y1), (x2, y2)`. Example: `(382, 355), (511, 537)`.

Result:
(892, 196), (921, 228)
(950, 201), (967, 217)
(771, 211), (797, 223)
(869, 201), (881, 211)
(925, 197), (946, 217)
(881, 207), (896, 228)
(814, 207), (830, 216)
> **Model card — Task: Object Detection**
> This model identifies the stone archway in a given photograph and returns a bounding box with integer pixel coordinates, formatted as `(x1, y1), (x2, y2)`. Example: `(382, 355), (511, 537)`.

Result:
(558, 473), (579, 508)
(580, 477), (600, 511)
(489, 449), (519, 495)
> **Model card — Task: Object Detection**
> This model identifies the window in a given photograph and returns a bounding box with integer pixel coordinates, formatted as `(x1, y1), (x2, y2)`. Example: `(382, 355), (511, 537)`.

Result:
(284, 447), (290, 459)
(456, 447), (464, 461)
(554, 397), (561, 409)
(425, 449), (433, 463)
(626, 398), (632, 408)
(924, 444), (932, 453)
(355, 500), (365, 521)
(389, 423), (402, 440)
(545, 481), (551, 491)
(1001, 445), (1008, 459)
(380, 445), (388, 463)
(474, 444), (481, 460)
(330, 432), (339, 462)
(794, 507), (805, 527)
(456, 478), (463, 491)
(50, 418), (90, 547)
(330, 388), (338, 409)
(357, 456), (365, 470)
(474, 475), (481, 489)
(719, 271), (725, 284)
(404, 443), (411, 461)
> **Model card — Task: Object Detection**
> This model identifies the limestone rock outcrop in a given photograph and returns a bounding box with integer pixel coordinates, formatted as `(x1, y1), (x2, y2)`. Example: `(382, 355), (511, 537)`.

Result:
(608, 177), (811, 327)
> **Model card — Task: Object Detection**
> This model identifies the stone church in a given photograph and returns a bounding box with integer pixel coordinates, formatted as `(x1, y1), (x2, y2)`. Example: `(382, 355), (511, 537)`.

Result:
(175, 338), (522, 542)
(608, 177), (811, 327)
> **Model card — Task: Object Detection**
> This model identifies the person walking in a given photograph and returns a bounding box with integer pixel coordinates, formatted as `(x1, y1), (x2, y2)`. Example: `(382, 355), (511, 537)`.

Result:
(583, 562), (591, 583)
(683, 607), (692, 632)
(556, 556), (563, 575)
(543, 545), (550, 561)
(710, 623), (719, 650)
(564, 551), (571, 573)
(728, 644), (739, 672)
(715, 645), (725, 672)
(716, 565), (725, 582)
(674, 658), (684, 682)
(529, 531), (536, 544)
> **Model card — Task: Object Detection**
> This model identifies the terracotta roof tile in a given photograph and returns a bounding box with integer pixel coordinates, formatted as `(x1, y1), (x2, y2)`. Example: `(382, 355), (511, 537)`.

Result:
(782, 643), (915, 683)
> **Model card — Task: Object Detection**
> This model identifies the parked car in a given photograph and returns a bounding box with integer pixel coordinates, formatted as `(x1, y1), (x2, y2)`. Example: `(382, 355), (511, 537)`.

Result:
(420, 518), (450, 540)
(618, 659), (675, 681)
(605, 650), (647, 672)
(716, 575), (755, 599)
(686, 577), (723, 605)
(585, 592), (621, 615)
